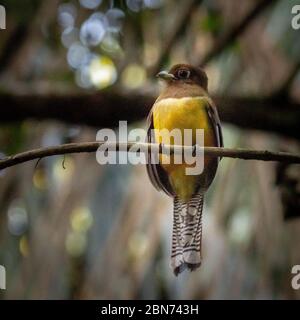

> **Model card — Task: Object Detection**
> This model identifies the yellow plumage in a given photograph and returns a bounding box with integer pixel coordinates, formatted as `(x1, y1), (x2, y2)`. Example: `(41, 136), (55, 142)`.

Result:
(152, 96), (215, 201)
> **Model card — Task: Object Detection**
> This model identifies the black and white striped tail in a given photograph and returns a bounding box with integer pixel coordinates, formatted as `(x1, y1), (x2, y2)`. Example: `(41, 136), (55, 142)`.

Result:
(171, 194), (204, 276)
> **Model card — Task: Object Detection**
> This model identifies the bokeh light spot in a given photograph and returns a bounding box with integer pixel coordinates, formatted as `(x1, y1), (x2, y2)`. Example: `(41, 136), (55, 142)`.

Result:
(126, 0), (144, 12)
(106, 9), (125, 33)
(65, 231), (87, 257)
(61, 27), (79, 48)
(19, 236), (30, 257)
(100, 34), (123, 55)
(144, 0), (163, 9)
(53, 156), (75, 184)
(80, 18), (106, 47)
(67, 42), (90, 69)
(79, 0), (102, 10)
(229, 209), (252, 246)
(7, 205), (28, 236)
(58, 3), (77, 29)
(128, 232), (149, 261)
(75, 65), (93, 88)
(33, 169), (48, 190)
(121, 63), (146, 89)
(89, 56), (117, 88)
(71, 207), (93, 233)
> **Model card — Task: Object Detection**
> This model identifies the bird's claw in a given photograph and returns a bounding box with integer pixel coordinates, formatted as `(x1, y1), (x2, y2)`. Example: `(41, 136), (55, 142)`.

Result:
(192, 144), (199, 157)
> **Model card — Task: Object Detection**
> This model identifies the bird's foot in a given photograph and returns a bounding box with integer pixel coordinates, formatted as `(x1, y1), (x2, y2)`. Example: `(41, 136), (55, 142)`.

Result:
(159, 143), (164, 154)
(192, 144), (200, 157)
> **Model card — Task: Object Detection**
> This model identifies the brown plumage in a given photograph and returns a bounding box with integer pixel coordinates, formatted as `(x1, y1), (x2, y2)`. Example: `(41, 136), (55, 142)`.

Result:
(146, 64), (223, 275)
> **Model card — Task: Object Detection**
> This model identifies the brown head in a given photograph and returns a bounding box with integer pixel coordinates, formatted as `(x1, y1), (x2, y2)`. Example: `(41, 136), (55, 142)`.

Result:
(157, 64), (208, 91)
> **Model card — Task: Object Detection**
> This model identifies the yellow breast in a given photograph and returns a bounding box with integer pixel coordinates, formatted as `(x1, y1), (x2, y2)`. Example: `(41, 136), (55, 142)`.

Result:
(153, 96), (215, 150)
(152, 96), (216, 201)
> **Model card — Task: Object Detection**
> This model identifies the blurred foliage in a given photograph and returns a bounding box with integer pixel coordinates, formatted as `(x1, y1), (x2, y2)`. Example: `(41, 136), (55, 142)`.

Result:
(0, 124), (25, 155)
(200, 11), (223, 35)
(0, 0), (42, 23)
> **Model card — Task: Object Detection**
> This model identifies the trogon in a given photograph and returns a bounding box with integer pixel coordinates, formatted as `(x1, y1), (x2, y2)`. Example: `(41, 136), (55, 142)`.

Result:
(146, 64), (223, 275)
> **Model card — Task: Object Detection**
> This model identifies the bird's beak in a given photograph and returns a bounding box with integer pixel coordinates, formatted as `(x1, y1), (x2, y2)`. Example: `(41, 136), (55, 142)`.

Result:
(156, 71), (176, 81)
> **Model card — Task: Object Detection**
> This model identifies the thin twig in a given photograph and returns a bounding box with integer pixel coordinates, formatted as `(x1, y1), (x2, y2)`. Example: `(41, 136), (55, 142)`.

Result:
(62, 155), (66, 169)
(0, 141), (299, 171)
(34, 157), (42, 170)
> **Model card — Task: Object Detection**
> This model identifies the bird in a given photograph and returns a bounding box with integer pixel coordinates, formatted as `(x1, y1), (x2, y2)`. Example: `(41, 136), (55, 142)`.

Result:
(146, 64), (223, 275)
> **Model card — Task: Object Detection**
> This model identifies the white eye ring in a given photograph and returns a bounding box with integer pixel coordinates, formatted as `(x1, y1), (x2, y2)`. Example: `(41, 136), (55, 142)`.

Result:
(177, 69), (190, 79)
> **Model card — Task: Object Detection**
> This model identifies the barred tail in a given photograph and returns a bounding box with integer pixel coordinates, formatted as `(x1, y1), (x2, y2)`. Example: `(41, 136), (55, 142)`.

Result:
(171, 194), (204, 276)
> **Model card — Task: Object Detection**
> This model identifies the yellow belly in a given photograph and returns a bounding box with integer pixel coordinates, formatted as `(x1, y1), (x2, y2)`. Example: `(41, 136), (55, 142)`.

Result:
(153, 97), (215, 201)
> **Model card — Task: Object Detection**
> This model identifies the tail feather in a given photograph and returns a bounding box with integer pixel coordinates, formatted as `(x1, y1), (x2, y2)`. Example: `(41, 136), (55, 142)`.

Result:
(171, 194), (204, 276)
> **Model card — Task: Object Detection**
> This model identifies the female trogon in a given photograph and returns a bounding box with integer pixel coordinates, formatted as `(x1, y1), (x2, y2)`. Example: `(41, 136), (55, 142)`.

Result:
(146, 64), (223, 275)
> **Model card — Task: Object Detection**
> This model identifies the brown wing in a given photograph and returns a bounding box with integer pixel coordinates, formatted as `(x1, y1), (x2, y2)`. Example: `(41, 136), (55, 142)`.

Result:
(194, 97), (223, 193)
(146, 111), (174, 197)
(205, 98), (223, 150)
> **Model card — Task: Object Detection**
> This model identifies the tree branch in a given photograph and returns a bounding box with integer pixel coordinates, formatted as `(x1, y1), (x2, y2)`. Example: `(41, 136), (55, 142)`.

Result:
(1, 91), (300, 139)
(1, 141), (300, 170)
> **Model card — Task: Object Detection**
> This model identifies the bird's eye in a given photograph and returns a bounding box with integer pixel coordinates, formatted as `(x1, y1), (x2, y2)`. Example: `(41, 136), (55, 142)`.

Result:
(177, 69), (190, 79)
